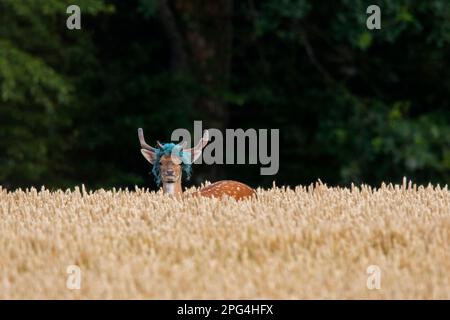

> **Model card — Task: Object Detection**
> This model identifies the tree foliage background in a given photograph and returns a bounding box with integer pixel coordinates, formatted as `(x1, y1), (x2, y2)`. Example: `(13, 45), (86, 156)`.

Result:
(0, 0), (449, 190)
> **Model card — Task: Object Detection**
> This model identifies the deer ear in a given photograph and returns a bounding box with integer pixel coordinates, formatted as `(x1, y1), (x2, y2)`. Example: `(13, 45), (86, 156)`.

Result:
(141, 149), (157, 164)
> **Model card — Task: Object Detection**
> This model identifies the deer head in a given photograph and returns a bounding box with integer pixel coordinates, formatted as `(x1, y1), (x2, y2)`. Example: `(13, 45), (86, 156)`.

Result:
(138, 128), (209, 195)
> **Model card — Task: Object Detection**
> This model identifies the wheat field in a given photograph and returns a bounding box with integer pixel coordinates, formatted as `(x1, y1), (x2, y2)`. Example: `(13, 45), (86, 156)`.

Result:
(0, 179), (449, 299)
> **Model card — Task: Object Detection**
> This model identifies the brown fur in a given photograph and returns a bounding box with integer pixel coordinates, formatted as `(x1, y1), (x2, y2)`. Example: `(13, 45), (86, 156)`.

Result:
(139, 128), (255, 200)
(159, 155), (254, 200)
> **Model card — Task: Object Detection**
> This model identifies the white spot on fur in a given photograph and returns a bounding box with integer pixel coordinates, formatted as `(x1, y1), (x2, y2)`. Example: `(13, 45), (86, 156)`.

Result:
(164, 183), (175, 195)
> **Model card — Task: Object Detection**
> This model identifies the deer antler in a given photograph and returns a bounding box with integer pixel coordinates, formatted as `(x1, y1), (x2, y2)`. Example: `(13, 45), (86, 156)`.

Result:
(181, 130), (209, 163)
(138, 128), (156, 151)
(184, 130), (209, 153)
(156, 141), (164, 149)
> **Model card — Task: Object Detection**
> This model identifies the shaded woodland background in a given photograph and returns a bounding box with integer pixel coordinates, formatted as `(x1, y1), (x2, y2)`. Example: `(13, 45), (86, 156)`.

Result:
(1, 0), (449, 190)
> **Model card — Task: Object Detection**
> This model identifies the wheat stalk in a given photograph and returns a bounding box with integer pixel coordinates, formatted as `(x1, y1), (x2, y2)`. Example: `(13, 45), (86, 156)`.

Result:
(0, 180), (449, 299)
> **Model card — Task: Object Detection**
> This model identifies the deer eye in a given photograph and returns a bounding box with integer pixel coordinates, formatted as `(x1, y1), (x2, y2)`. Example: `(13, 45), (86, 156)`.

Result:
(170, 155), (182, 165)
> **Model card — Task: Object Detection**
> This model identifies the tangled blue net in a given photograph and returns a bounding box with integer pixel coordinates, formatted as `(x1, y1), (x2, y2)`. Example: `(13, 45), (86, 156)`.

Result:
(151, 143), (192, 186)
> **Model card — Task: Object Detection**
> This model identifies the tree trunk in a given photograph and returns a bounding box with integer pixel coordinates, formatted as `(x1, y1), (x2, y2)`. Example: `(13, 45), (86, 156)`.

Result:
(157, 0), (233, 182)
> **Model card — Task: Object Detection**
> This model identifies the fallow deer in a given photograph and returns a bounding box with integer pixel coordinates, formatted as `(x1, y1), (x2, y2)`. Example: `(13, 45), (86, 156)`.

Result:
(138, 128), (255, 200)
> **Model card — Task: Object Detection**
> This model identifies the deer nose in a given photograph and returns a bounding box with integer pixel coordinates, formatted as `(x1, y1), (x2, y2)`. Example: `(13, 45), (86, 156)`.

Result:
(166, 170), (175, 176)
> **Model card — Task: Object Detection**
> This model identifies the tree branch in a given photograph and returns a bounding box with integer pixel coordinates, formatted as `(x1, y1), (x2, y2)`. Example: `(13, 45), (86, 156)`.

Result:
(156, 0), (188, 72)
(298, 27), (335, 84)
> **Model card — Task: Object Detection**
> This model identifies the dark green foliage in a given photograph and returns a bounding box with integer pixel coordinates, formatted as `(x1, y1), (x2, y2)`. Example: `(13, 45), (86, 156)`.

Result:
(1, 0), (449, 189)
